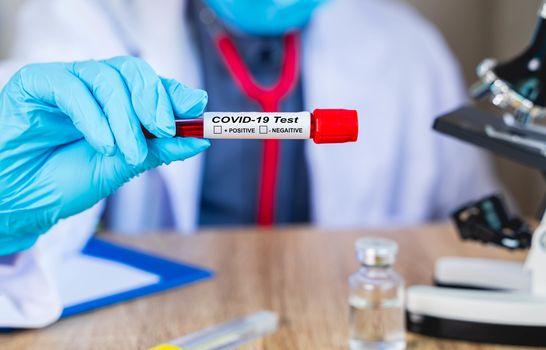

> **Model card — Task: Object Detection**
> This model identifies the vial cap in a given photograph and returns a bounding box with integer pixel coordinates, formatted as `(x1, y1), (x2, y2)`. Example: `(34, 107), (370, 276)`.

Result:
(312, 109), (359, 144)
(355, 238), (398, 267)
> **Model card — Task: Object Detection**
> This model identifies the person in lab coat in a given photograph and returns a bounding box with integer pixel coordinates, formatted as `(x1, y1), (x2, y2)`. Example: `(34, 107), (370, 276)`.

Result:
(0, 0), (499, 327)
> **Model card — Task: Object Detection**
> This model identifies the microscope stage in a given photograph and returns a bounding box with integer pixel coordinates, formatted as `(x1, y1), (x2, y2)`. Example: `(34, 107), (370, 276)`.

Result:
(434, 106), (546, 172)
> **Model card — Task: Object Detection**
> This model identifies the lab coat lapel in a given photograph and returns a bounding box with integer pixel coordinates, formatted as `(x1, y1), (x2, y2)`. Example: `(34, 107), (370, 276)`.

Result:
(302, 0), (392, 227)
(134, 0), (204, 233)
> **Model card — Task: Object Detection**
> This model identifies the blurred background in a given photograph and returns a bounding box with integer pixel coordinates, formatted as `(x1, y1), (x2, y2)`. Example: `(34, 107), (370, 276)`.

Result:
(0, 0), (543, 216)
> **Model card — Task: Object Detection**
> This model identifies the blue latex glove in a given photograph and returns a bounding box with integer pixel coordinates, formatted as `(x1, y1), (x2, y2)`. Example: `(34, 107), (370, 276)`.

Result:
(0, 56), (210, 255)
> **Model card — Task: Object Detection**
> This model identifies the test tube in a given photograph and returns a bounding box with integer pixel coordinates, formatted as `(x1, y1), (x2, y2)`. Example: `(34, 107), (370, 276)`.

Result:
(149, 311), (279, 350)
(143, 109), (358, 144)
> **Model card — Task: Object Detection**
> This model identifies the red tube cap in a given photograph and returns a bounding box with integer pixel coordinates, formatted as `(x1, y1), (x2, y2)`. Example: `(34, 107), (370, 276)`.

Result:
(312, 109), (359, 144)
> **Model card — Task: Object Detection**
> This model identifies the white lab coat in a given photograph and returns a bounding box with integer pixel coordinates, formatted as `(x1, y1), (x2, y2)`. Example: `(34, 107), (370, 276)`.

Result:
(0, 0), (499, 327)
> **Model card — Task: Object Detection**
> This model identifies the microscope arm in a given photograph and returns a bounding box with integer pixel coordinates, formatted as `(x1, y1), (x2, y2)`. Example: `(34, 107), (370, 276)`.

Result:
(525, 210), (546, 296)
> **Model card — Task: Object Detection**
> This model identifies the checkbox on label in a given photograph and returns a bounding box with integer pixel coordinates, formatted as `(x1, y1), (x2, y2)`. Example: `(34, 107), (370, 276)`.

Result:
(259, 126), (268, 134)
(213, 126), (222, 134)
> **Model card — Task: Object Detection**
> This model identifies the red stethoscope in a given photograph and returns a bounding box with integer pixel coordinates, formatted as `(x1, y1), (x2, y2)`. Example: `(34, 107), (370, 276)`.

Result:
(213, 31), (301, 227)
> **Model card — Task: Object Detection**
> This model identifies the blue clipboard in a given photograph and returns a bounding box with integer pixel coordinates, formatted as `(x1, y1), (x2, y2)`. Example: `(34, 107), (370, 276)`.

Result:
(61, 237), (214, 318)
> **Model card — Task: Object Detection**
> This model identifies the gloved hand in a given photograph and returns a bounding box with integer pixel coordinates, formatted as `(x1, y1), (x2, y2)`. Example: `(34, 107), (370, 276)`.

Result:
(0, 56), (210, 255)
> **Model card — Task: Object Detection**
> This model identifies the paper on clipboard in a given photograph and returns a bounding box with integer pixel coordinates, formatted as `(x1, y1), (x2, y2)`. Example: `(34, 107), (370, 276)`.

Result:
(57, 253), (160, 307)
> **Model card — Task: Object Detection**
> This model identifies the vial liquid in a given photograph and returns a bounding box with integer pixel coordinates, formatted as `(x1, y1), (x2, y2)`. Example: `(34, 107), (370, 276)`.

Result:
(143, 109), (359, 144)
(348, 238), (406, 350)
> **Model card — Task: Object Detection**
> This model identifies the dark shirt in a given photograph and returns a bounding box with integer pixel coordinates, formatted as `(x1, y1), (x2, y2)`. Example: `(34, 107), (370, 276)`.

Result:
(189, 3), (310, 227)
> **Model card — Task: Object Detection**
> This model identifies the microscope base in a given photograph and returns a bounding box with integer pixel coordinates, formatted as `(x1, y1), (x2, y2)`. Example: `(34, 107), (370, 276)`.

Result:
(406, 286), (546, 347)
(434, 257), (530, 291)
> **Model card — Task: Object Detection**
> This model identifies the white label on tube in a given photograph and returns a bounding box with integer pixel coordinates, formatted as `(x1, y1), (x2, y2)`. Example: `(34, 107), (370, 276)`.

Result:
(203, 112), (311, 139)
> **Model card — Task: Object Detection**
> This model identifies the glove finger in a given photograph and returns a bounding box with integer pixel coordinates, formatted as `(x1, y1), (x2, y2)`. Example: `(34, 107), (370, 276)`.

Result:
(17, 64), (116, 155)
(101, 138), (210, 189)
(102, 56), (175, 138)
(71, 60), (148, 166)
(161, 77), (208, 118)
(0, 234), (40, 256)
(130, 138), (210, 175)
(146, 137), (211, 166)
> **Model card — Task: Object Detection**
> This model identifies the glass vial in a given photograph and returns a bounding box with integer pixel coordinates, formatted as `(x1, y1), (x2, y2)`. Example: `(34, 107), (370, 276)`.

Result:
(348, 238), (406, 350)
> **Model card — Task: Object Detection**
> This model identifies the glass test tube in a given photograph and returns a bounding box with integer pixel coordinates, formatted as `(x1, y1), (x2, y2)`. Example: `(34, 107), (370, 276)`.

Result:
(143, 109), (358, 144)
(149, 311), (279, 350)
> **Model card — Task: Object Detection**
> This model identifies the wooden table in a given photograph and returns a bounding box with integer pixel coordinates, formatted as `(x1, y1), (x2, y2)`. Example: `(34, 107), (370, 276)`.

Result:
(0, 223), (532, 350)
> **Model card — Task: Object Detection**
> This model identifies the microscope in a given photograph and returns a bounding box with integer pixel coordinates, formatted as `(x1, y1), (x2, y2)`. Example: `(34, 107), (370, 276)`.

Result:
(406, 1), (546, 347)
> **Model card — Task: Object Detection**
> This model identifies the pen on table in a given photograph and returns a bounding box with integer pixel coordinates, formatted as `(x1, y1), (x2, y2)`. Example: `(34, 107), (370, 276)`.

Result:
(149, 311), (279, 350)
